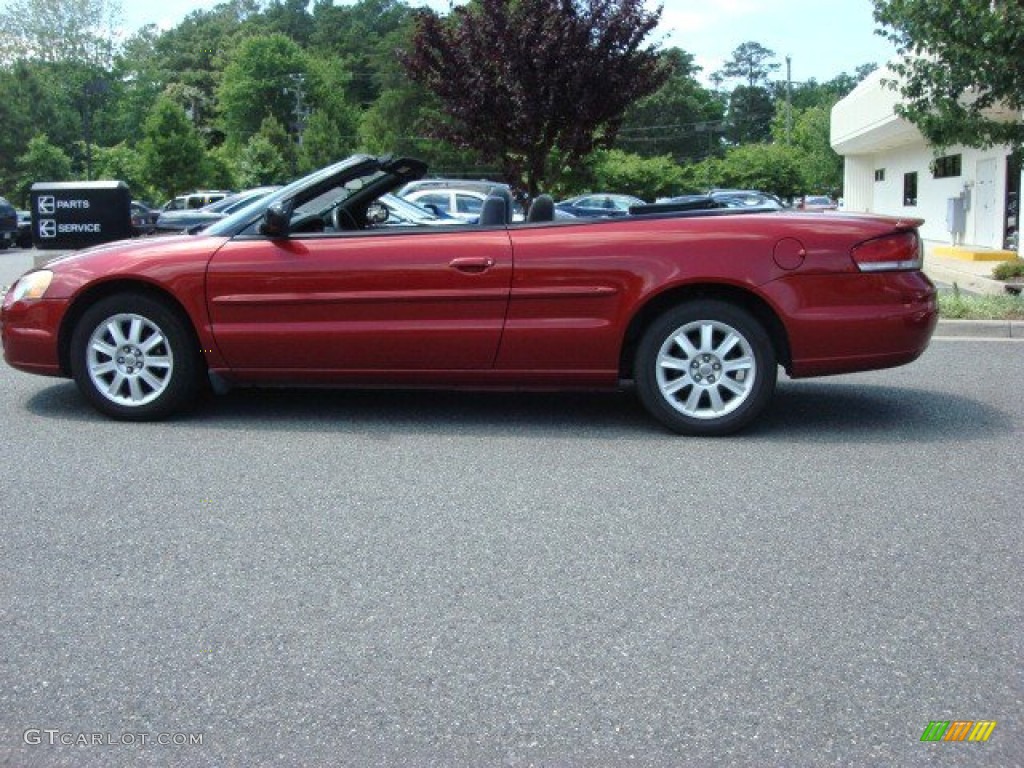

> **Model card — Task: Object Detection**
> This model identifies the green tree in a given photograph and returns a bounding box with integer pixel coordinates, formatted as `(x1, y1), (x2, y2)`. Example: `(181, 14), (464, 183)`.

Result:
(152, 0), (261, 144)
(874, 0), (1023, 148)
(589, 150), (685, 201)
(774, 105), (843, 194)
(255, 115), (294, 177)
(715, 42), (780, 147)
(298, 111), (347, 173)
(15, 134), (73, 205)
(304, 57), (360, 154)
(114, 26), (175, 144)
(203, 146), (239, 189)
(679, 155), (724, 194)
(0, 0), (120, 67)
(309, 0), (417, 107)
(357, 85), (482, 174)
(725, 85), (775, 145)
(715, 41), (780, 89)
(715, 143), (803, 198)
(0, 62), (81, 191)
(93, 142), (152, 199)
(236, 135), (289, 187)
(139, 96), (206, 200)
(404, 0), (669, 198)
(218, 34), (309, 149)
(258, 0), (315, 47)
(617, 48), (725, 162)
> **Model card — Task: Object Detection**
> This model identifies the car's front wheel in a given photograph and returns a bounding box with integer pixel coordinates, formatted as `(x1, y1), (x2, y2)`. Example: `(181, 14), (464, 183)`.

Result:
(635, 300), (777, 436)
(70, 294), (201, 420)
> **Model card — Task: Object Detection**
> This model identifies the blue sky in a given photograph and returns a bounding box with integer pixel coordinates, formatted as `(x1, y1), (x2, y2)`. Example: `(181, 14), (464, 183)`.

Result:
(120, 0), (897, 86)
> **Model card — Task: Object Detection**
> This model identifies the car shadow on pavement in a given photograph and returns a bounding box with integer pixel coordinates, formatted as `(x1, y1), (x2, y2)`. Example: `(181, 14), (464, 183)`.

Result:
(23, 378), (1009, 444)
(750, 380), (1009, 444)
(24, 382), (657, 438)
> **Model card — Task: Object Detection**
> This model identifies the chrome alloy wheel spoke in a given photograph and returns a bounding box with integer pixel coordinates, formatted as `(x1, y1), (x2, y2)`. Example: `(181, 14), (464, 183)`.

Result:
(657, 351), (689, 372)
(105, 320), (128, 348)
(715, 331), (741, 359)
(139, 332), (166, 353)
(127, 316), (143, 345)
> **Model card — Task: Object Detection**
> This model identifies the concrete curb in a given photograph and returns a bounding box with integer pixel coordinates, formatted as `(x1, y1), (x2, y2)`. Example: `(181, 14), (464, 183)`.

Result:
(934, 319), (1024, 339)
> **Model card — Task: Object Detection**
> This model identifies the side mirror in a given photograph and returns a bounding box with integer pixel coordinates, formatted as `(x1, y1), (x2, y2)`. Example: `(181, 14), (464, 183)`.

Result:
(260, 202), (292, 238)
(367, 203), (389, 225)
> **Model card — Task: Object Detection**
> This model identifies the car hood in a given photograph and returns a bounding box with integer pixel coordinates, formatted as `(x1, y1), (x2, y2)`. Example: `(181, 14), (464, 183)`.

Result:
(39, 234), (228, 279)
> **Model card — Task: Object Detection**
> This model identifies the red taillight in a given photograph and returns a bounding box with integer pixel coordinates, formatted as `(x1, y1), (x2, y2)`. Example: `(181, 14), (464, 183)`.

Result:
(850, 231), (922, 272)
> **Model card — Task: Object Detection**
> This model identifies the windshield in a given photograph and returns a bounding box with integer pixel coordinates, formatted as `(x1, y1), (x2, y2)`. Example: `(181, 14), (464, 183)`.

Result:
(203, 155), (376, 237)
(293, 170), (388, 219)
(201, 187), (279, 214)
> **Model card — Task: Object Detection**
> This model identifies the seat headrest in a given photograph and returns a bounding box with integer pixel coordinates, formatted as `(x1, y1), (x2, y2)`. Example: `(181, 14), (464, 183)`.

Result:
(478, 194), (508, 226)
(526, 194), (555, 222)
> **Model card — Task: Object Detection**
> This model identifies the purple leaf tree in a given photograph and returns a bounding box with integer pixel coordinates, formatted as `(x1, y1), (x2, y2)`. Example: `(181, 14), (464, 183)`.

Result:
(403, 0), (668, 199)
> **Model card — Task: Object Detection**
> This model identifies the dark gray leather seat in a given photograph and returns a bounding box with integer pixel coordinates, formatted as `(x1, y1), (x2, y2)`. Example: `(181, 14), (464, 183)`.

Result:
(526, 194), (555, 222)
(478, 193), (509, 226)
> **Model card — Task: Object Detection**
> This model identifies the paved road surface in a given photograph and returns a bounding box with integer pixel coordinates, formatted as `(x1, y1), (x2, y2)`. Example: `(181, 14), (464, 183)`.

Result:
(0, 331), (1020, 766)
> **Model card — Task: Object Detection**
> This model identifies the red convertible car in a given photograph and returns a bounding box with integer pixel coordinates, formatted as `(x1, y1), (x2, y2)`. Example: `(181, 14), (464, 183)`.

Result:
(1, 155), (937, 435)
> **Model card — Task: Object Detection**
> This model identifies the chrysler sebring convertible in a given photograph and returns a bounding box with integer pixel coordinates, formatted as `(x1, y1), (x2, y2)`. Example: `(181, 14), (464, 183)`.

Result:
(1, 155), (937, 435)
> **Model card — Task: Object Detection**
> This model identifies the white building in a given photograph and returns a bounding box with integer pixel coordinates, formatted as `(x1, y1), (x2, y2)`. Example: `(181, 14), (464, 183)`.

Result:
(831, 67), (1020, 256)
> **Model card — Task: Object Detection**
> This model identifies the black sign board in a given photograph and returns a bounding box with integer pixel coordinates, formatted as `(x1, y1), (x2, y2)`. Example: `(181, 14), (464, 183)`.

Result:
(29, 181), (132, 250)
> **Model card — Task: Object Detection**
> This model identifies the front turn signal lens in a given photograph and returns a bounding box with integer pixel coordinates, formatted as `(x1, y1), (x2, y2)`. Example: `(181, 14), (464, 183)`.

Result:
(8, 270), (54, 303)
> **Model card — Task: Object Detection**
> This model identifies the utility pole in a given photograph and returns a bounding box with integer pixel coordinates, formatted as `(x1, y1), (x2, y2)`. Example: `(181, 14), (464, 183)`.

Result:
(80, 78), (108, 180)
(785, 56), (793, 144)
(283, 73), (310, 173)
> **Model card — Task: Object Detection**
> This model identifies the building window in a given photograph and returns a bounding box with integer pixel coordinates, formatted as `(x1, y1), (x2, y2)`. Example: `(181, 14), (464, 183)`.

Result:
(932, 154), (962, 178)
(874, 169), (885, 182)
(904, 172), (918, 206)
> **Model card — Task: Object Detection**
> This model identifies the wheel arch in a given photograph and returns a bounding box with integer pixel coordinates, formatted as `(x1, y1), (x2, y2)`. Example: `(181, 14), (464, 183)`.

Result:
(619, 283), (792, 381)
(57, 279), (205, 378)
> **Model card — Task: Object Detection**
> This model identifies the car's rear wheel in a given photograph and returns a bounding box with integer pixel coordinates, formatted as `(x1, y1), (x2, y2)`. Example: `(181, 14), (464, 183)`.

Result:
(70, 294), (201, 420)
(635, 300), (777, 436)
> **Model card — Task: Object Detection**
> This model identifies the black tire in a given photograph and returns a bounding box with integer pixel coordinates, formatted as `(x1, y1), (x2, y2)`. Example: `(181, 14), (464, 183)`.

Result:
(70, 293), (202, 420)
(634, 300), (777, 436)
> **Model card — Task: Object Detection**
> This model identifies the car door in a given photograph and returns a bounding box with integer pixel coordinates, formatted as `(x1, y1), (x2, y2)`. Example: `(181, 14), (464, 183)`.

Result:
(205, 227), (513, 372)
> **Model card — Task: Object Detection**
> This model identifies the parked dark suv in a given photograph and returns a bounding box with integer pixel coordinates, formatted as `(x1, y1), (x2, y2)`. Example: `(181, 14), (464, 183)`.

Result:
(0, 196), (17, 250)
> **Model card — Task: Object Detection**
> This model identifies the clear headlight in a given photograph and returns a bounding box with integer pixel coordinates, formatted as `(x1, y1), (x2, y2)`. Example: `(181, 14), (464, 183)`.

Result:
(8, 270), (54, 303)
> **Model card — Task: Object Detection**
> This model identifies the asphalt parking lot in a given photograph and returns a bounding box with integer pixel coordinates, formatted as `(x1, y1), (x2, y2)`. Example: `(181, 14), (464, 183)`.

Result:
(0, 297), (1021, 766)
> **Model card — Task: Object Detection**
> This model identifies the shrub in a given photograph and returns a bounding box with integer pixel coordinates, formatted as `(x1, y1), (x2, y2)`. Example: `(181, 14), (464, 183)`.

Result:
(992, 259), (1024, 281)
